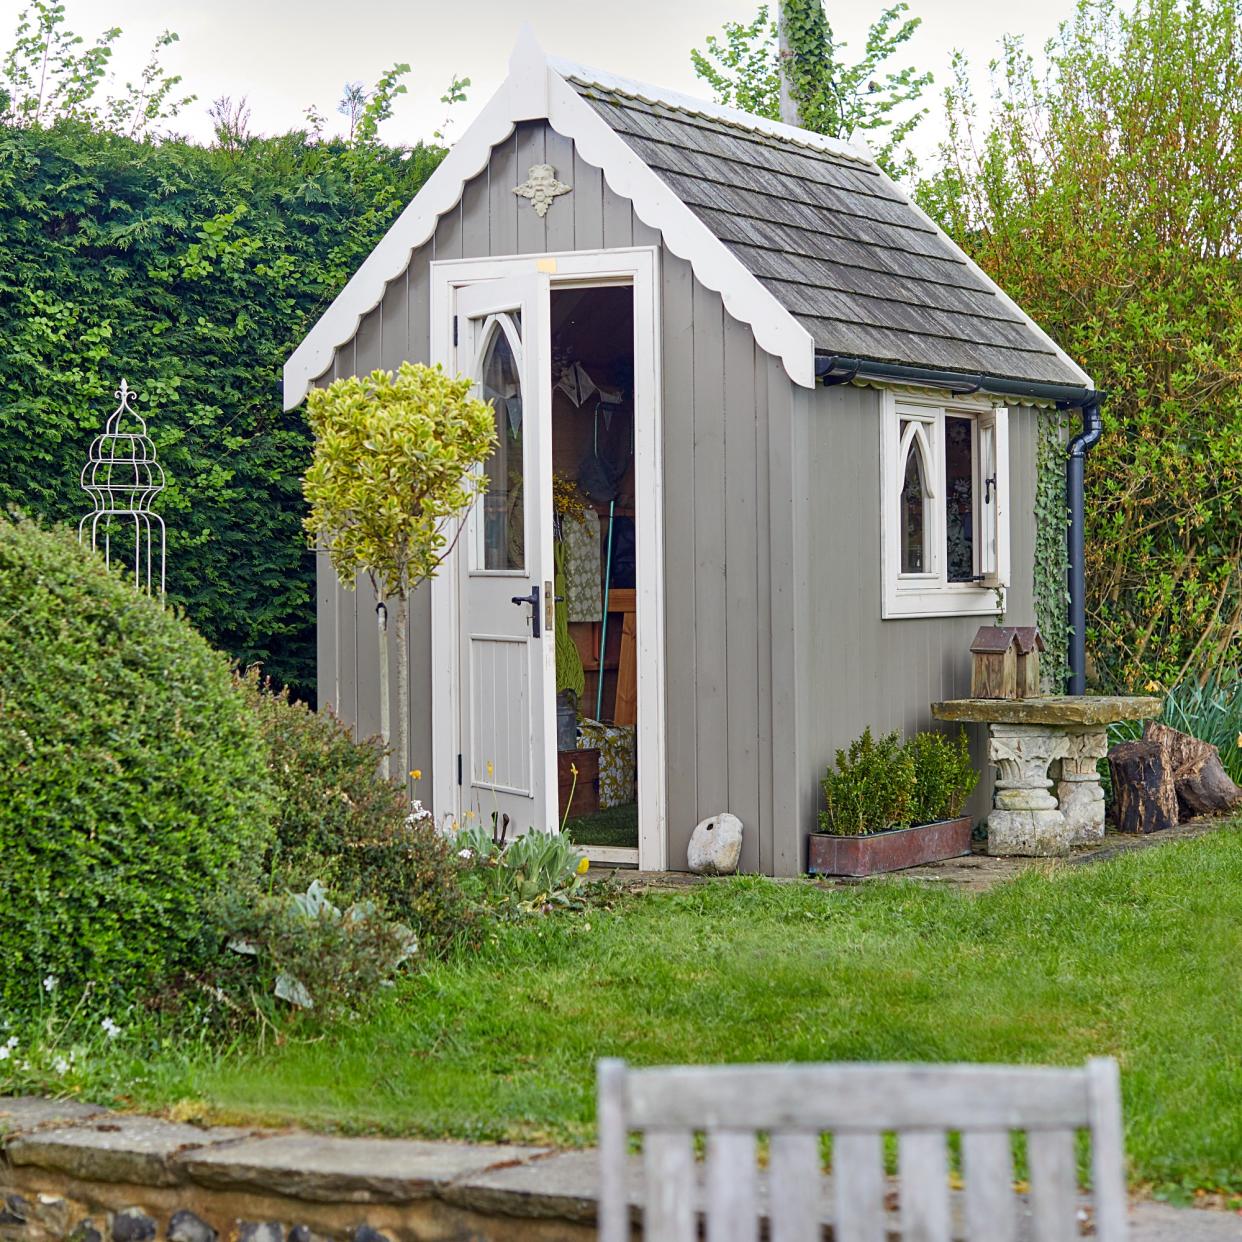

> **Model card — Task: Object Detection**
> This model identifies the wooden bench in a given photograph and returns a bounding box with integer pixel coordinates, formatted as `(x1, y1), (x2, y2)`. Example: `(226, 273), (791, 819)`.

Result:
(597, 1058), (1127, 1241)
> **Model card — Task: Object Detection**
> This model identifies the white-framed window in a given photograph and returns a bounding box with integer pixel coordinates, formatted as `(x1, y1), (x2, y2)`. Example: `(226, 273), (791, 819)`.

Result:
(880, 390), (1010, 619)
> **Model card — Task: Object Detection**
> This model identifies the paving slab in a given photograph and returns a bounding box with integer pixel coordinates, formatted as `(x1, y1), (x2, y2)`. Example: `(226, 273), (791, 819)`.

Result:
(1130, 1201), (1242, 1241)
(6, 1116), (255, 1187)
(180, 1133), (552, 1203)
(0, 1097), (109, 1136)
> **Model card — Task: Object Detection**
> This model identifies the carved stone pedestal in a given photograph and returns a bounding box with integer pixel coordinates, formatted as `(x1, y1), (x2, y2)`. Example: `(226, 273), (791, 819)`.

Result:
(1055, 728), (1109, 845)
(932, 695), (1162, 858)
(988, 724), (1071, 856)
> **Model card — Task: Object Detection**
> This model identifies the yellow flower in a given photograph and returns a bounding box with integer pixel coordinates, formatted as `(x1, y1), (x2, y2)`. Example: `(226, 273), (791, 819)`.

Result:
(486, 760), (494, 778)
(576, 856), (590, 874)
(1143, 679), (1162, 693)
(570, 763), (578, 778)
(409, 768), (422, 781)
(1236, 732), (1242, 749)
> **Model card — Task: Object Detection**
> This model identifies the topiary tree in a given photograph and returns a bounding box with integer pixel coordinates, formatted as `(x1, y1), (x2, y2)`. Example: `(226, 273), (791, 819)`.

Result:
(0, 515), (275, 1011)
(302, 362), (496, 781)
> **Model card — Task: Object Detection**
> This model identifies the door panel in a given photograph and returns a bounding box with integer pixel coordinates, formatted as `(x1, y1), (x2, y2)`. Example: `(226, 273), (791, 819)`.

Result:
(454, 274), (555, 835)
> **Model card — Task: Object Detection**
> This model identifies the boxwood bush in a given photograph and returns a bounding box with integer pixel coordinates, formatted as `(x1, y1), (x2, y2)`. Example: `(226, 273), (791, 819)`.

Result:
(0, 516), (275, 1010)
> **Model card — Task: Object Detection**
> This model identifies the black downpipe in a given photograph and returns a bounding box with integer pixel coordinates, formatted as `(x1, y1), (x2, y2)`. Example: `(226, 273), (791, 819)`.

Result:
(815, 354), (1104, 696)
(1066, 399), (1103, 695)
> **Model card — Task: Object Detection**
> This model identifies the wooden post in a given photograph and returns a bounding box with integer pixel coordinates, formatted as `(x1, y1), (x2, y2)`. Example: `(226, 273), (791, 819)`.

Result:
(1107, 739), (1177, 834)
(777, 2), (800, 126)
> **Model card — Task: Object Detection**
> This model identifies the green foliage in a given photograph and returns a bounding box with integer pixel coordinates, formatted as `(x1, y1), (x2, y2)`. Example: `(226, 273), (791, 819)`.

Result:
(918, 0), (1242, 689)
(1112, 675), (1242, 785)
(303, 363), (496, 605)
(1034, 411), (1071, 691)
(0, 515), (275, 1011)
(0, 35), (445, 701)
(905, 730), (978, 824)
(818, 727), (914, 835)
(239, 669), (474, 956)
(218, 880), (418, 1016)
(454, 824), (591, 913)
(820, 726), (978, 833)
(690, 1), (931, 175)
(1, 2), (193, 134)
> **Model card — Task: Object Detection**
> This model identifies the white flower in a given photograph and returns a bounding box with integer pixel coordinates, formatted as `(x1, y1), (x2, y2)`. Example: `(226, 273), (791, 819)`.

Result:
(0, 1037), (16, 1061)
(42, 974), (58, 994)
(458, 848), (474, 860)
(100, 1017), (121, 1040)
(52, 1056), (69, 1075)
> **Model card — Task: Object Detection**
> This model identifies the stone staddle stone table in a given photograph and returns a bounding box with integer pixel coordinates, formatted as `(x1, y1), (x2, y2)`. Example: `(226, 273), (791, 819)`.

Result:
(932, 696), (1162, 856)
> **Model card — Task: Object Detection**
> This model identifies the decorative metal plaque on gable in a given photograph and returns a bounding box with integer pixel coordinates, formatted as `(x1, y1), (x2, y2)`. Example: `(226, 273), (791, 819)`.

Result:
(79, 378), (167, 597)
(513, 163), (571, 217)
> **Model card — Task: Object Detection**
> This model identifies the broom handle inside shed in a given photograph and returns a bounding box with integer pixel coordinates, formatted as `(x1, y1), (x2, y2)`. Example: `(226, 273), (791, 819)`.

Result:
(595, 498), (616, 721)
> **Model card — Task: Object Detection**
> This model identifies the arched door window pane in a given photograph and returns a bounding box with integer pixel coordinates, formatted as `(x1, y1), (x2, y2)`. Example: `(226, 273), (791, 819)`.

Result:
(900, 436), (928, 573)
(477, 316), (524, 570)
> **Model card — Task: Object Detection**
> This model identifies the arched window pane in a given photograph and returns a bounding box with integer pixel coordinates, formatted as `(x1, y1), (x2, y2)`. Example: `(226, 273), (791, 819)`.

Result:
(479, 319), (524, 570)
(945, 414), (975, 582)
(900, 440), (926, 574)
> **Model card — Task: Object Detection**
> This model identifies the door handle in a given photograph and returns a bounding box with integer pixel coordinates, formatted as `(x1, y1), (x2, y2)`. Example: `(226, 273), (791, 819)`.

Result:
(510, 584), (541, 638)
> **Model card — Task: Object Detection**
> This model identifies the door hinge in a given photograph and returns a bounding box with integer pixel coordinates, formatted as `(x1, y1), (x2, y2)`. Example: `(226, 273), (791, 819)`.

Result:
(452, 315), (458, 347)
(457, 753), (463, 785)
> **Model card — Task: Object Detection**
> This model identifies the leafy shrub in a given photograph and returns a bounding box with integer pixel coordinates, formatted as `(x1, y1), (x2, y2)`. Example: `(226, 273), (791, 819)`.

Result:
(818, 728), (915, 836)
(241, 670), (473, 954)
(454, 824), (591, 913)
(0, 516), (274, 1010)
(218, 880), (417, 1016)
(819, 727), (979, 835)
(906, 730), (979, 824)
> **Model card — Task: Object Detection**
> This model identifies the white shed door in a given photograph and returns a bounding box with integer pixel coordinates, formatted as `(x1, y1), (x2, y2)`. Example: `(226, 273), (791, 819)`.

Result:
(453, 274), (556, 838)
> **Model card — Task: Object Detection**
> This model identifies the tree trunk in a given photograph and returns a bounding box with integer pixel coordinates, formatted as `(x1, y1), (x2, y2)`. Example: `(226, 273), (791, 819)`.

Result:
(1143, 721), (1242, 818)
(395, 591), (410, 797)
(777, 2), (800, 126)
(1108, 740), (1177, 834)
(375, 598), (390, 780)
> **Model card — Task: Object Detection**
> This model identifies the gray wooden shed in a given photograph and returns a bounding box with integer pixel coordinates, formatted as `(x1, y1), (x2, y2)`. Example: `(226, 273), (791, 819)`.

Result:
(284, 32), (1095, 876)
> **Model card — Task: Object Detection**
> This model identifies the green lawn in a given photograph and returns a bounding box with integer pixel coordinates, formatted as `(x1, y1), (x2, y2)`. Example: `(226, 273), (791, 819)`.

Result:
(71, 826), (1242, 1196)
(563, 801), (639, 847)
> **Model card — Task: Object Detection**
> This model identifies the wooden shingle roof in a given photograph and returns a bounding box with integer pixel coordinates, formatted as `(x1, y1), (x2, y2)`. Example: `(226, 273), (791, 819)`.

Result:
(570, 78), (1086, 387)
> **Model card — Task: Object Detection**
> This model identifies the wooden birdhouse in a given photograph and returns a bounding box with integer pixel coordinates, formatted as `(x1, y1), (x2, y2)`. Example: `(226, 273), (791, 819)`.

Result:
(970, 625), (1044, 699)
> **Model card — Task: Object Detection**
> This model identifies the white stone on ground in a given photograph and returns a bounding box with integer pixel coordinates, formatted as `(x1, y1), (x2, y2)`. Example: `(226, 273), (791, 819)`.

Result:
(687, 813), (743, 875)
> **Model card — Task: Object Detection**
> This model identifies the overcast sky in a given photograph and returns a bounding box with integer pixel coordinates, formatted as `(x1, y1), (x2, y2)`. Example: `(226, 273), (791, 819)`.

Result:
(0, 0), (1079, 162)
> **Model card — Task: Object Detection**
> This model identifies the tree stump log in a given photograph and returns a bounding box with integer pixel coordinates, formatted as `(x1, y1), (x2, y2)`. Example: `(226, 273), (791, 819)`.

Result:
(1108, 740), (1178, 834)
(1143, 721), (1242, 819)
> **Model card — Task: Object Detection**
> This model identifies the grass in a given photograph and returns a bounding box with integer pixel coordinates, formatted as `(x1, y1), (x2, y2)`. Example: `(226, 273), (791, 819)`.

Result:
(563, 801), (638, 847)
(13, 826), (1242, 1198)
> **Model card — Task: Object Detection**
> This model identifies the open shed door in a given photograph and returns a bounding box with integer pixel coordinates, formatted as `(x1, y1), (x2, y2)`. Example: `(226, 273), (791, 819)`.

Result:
(452, 274), (556, 836)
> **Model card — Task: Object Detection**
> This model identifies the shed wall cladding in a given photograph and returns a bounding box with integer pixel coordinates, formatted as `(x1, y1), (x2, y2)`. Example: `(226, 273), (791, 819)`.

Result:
(313, 120), (794, 873)
(788, 388), (1041, 865)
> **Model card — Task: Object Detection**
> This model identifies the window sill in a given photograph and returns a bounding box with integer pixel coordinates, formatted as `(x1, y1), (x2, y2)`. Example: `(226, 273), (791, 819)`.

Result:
(882, 585), (1004, 620)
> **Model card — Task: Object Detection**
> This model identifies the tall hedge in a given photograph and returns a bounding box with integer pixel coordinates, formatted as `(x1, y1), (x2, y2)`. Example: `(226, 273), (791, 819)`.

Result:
(0, 516), (276, 1009)
(0, 121), (442, 698)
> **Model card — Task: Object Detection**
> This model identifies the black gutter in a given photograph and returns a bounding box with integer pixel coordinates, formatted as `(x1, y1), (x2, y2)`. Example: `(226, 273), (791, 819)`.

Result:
(814, 355), (1104, 695)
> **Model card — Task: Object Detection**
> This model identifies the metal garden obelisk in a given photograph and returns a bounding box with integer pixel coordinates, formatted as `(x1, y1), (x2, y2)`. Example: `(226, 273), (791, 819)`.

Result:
(79, 379), (166, 596)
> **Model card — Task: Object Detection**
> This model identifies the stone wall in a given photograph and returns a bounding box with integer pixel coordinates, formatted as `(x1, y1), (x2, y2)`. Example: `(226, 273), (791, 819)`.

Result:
(0, 1101), (597, 1242)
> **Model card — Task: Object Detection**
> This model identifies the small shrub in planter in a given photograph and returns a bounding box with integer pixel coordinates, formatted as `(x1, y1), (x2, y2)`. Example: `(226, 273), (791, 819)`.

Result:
(811, 727), (978, 876)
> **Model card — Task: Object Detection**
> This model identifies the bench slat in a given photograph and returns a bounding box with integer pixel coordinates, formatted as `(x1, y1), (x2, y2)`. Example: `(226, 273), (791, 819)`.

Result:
(832, 1131), (885, 1242)
(962, 1129), (1016, 1242)
(706, 1130), (758, 1242)
(644, 1129), (695, 1241)
(625, 1064), (1089, 1132)
(769, 1131), (820, 1242)
(1028, 1128), (1079, 1242)
(900, 1131), (950, 1242)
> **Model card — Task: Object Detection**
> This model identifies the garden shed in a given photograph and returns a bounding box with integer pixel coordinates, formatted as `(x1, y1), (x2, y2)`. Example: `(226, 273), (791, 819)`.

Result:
(285, 30), (1099, 876)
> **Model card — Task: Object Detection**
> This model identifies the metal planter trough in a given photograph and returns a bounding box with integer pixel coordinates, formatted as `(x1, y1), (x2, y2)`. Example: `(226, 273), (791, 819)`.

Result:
(807, 816), (973, 877)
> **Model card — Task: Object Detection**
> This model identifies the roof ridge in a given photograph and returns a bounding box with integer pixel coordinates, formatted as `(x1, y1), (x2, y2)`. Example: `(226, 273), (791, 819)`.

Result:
(549, 55), (876, 166)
